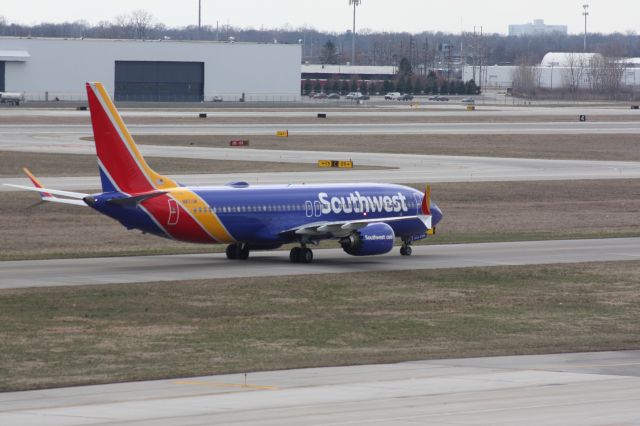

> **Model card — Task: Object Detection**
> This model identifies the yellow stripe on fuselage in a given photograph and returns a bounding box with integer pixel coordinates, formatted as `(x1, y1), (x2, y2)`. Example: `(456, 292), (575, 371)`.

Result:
(94, 83), (178, 190)
(168, 188), (236, 243)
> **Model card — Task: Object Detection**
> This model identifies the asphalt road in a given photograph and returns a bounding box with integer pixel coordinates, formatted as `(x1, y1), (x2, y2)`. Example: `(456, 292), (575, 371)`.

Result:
(2, 238), (640, 289)
(2, 121), (640, 135)
(1, 351), (639, 425)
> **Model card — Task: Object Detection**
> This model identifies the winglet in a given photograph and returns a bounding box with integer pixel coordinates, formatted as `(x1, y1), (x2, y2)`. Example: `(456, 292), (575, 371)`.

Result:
(23, 167), (52, 199)
(421, 185), (431, 216)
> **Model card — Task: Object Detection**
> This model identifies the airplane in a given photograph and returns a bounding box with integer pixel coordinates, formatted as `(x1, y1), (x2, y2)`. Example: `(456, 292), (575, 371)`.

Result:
(6, 82), (443, 263)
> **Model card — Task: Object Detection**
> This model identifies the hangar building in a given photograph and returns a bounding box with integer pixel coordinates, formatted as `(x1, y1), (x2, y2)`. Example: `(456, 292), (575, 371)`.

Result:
(0, 37), (301, 102)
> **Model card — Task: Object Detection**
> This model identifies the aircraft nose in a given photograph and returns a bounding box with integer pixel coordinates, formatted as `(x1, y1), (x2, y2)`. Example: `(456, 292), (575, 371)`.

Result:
(431, 203), (443, 226)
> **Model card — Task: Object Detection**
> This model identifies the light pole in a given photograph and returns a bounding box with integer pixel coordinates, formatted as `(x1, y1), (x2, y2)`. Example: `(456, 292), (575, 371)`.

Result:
(582, 4), (589, 52)
(198, 0), (201, 30)
(549, 61), (558, 90)
(349, 0), (361, 66)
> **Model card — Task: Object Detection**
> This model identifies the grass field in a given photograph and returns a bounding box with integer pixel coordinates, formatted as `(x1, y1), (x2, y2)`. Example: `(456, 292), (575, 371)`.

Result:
(1, 261), (639, 391)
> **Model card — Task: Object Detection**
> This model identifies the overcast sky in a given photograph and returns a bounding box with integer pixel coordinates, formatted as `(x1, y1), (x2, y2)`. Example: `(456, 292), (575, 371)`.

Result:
(1, 0), (638, 35)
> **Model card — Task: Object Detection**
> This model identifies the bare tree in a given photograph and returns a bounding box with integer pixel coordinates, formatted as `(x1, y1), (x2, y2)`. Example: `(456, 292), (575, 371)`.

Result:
(562, 53), (586, 92)
(512, 57), (540, 97)
(130, 10), (154, 40)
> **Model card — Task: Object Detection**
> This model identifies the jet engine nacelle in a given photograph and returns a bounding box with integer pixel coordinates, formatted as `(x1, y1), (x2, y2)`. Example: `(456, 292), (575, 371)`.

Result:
(340, 222), (395, 256)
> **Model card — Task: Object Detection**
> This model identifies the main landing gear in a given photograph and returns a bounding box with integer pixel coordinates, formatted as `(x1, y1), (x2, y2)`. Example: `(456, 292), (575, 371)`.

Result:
(400, 237), (413, 257)
(226, 243), (249, 260)
(290, 246), (313, 264)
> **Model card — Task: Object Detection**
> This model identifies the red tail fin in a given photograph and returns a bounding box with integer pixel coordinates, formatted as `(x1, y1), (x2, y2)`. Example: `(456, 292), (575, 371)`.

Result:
(85, 82), (177, 194)
(421, 185), (431, 216)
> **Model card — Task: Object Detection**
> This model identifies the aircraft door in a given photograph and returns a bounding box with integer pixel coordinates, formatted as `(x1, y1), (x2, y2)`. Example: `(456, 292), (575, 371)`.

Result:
(413, 194), (422, 215)
(305, 201), (313, 218)
(314, 201), (322, 217)
(168, 199), (179, 225)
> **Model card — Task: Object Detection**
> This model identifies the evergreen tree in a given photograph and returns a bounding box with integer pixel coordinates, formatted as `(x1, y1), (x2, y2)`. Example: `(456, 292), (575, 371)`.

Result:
(320, 40), (339, 64)
(332, 80), (341, 93)
(405, 77), (414, 94)
(383, 79), (393, 92)
(341, 80), (350, 94)
(414, 77), (424, 95)
(396, 76), (406, 93)
(398, 57), (412, 76)
(465, 79), (479, 95)
(313, 79), (321, 93)
(440, 80), (449, 94)
(303, 79), (312, 95)
(351, 79), (359, 92)
(359, 80), (368, 94)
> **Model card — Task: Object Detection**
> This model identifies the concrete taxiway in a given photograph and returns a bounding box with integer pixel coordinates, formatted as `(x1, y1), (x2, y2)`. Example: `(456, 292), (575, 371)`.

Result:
(2, 238), (639, 289)
(1, 351), (639, 425)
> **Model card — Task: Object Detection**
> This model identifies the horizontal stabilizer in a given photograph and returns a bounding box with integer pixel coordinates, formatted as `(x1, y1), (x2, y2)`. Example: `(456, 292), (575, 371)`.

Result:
(4, 184), (89, 199)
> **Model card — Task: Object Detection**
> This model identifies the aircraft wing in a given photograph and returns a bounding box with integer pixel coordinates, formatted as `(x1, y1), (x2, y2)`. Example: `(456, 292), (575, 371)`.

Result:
(4, 168), (89, 207)
(280, 214), (432, 239)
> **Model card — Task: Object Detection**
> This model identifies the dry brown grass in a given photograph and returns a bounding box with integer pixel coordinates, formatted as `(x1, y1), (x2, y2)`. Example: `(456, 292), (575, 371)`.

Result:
(1, 179), (639, 260)
(130, 133), (640, 162)
(0, 151), (377, 178)
(1, 261), (639, 391)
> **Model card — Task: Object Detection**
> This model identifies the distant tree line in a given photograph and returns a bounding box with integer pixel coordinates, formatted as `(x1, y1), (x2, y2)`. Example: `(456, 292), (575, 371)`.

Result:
(302, 71), (479, 96)
(1, 11), (639, 68)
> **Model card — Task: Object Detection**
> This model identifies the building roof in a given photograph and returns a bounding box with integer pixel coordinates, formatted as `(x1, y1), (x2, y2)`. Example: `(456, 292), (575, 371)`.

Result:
(541, 52), (603, 67)
(302, 64), (395, 76)
(0, 50), (30, 62)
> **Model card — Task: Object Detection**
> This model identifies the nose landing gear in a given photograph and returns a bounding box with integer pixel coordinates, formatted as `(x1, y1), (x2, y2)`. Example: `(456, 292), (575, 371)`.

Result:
(400, 237), (413, 257)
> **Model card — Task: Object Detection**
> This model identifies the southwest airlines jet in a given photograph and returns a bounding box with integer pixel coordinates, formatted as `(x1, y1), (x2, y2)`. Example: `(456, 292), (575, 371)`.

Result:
(8, 83), (443, 263)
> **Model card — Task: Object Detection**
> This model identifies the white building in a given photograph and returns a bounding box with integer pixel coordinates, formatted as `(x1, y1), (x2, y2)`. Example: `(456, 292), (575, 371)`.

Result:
(0, 37), (301, 102)
(509, 20), (568, 37)
(463, 52), (640, 90)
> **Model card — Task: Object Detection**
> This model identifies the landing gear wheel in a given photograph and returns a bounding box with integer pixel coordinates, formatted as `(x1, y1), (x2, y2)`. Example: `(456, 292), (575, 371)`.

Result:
(301, 247), (313, 263)
(290, 247), (313, 263)
(290, 247), (301, 263)
(226, 244), (249, 260)
(400, 245), (412, 256)
(226, 244), (238, 260)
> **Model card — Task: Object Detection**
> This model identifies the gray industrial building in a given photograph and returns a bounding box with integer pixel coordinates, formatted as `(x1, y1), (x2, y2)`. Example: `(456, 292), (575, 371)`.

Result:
(508, 19), (567, 37)
(0, 37), (301, 102)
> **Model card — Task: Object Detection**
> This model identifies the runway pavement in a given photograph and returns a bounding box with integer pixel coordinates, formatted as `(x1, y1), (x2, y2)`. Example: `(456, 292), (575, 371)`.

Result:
(1, 350), (639, 425)
(2, 238), (640, 289)
(2, 121), (640, 135)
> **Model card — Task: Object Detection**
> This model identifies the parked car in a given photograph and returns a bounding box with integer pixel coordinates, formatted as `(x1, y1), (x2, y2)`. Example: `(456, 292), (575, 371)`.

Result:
(429, 95), (449, 102)
(461, 97), (475, 104)
(345, 92), (362, 100)
(327, 93), (341, 99)
(384, 92), (402, 100)
(212, 95), (223, 102)
(313, 93), (328, 99)
(400, 94), (414, 101)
